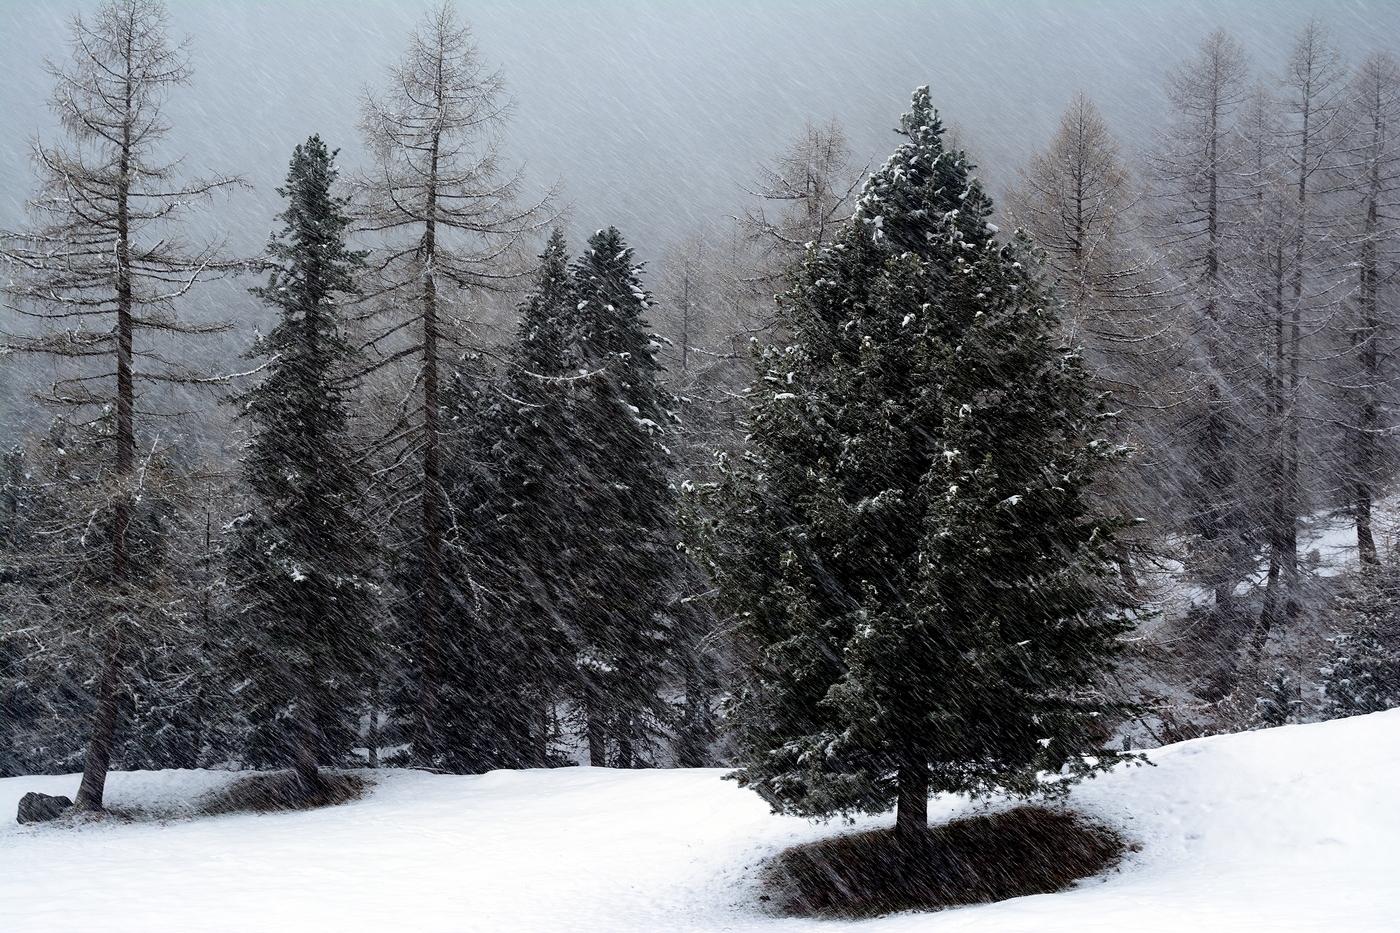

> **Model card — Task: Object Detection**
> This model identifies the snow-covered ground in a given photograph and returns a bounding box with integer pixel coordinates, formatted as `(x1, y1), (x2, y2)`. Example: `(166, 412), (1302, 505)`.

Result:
(3, 710), (1398, 932)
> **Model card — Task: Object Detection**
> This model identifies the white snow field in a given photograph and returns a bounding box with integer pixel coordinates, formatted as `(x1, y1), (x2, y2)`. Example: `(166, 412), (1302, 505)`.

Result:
(3, 710), (1398, 933)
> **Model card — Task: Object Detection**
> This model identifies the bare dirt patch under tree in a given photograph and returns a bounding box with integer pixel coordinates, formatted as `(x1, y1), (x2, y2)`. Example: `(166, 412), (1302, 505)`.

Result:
(200, 771), (368, 815)
(761, 806), (1127, 918)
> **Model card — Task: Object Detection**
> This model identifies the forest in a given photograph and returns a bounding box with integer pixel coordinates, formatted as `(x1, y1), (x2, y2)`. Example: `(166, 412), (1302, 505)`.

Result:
(1, 0), (1398, 840)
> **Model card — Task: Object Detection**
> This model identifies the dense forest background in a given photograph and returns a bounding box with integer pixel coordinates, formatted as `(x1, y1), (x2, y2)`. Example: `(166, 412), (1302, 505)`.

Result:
(2, 0), (1398, 798)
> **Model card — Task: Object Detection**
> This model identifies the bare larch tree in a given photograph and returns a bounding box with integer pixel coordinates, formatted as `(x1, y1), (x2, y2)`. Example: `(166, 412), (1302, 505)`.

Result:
(1252, 21), (1348, 650)
(356, 1), (555, 765)
(0, 0), (239, 811)
(1152, 29), (1255, 613)
(738, 119), (865, 293)
(1005, 92), (1179, 593)
(1334, 51), (1400, 566)
(1006, 93), (1134, 307)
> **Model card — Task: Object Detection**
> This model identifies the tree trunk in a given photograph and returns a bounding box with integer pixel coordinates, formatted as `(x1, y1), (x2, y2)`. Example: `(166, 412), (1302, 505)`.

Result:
(1255, 537), (1284, 660)
(1206, 86), (1220, 288)
(1356, 163), (1382, 567)
(76, 95), (136, 813)
(1202, 382), (1236, 614)
(1357, 491), (1379, 567)
(533, 703), (550, 768)
(293, 688), (320, 795)
(587, 701), (607, 767)
(413, 125), (444, 768)
(894, 754), (929, 853)
(1255, 253), (1287, 661)
(678, 655), (709, 768)
(1283, 340), (1302, 622)
(413, 278), (443, 764)
(73, 634), (122, 811)
(1283, 43), (1317, 621)
(188, 682), (203, 770)
(366, 678), (381, 770)
(1111, 543), (1139, 594)
(617, 723), (634, 770)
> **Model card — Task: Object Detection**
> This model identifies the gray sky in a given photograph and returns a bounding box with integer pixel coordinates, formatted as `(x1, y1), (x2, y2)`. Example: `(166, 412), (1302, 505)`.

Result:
(3, 1), (1396, 265)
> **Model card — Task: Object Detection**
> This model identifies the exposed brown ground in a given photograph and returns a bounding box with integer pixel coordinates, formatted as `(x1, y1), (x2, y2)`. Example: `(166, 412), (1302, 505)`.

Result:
(762, 806), (1127, 918)
(202, 771), (368, 814)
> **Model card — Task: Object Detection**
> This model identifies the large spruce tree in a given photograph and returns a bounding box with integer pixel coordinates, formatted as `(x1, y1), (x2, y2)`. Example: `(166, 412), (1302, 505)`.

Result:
(488, 229), (584, 765)
(481, 227), (681, 767)
(415, 349), (557, 774)
(568, 227), (678, 767)
(230, 136), (376, 796)
(691, 88), (1133, 850)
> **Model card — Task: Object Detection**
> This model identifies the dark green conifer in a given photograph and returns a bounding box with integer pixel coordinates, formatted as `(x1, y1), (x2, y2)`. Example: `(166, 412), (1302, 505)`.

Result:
(1322, 634), (1400, 718)
(417, 351), (553, 772)
(514, 229), (577, 378)
(691, 88), (1134, 849)
(1255, 669), (1301, 727)
(229, 136), (377, 794)
(480, 229), (584, 766)
(486, 227), (683, 768)
(1321, 567), (1400, 719)
(567, 228), (678, 767)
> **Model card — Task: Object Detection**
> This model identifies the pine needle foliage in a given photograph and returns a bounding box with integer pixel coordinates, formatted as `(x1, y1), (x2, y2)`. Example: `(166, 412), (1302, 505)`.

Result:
(689, 88), (1135, 843)
(568, 227), (678, 766)
(228, 137), (377, 792)
(1321, 567), (1400, 719)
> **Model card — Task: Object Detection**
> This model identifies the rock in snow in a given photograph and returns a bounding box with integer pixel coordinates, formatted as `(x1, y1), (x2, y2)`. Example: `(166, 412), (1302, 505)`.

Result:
(14, 792), (70, 824)
(2, 710), (1398, 932)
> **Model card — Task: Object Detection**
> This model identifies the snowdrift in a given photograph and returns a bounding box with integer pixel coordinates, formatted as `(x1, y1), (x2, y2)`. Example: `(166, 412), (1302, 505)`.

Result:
(3, 710), (1397, 932)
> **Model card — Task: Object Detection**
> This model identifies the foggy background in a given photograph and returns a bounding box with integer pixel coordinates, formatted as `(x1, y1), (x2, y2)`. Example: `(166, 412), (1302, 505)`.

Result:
(3, 1), (1395, 260)
(2, 1), (1396, 441)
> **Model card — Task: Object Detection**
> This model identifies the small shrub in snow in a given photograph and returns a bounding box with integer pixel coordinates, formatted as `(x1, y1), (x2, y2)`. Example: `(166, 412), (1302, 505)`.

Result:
(1321, 632), (1400, 719)
(1320, 566), (1400, 720)
(1254, 669), (1301, 727)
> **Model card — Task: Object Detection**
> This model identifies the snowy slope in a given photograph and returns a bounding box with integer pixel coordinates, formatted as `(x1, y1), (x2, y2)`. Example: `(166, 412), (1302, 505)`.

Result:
(3, 710), (1398, 933)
